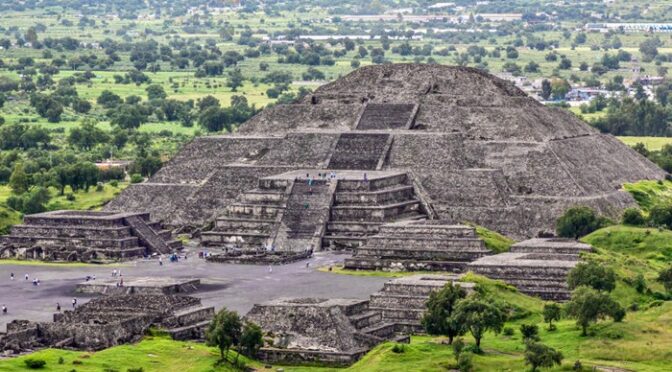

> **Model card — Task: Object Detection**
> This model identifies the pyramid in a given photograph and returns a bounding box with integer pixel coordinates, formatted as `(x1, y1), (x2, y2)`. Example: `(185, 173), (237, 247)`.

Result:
(106, 64), (665, 240)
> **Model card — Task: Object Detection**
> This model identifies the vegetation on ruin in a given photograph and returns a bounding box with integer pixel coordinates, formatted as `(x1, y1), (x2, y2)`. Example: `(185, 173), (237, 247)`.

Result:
(469, 224), (515, 253)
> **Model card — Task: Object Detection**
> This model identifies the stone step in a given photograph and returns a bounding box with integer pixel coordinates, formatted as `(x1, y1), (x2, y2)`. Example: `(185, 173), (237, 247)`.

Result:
(240, 190), (286, 204)
(336, 173), (408, 192)
(377, 224), (477, 238)
(369, 293), (429, 309)
(200, 231), (270, 247)
(334, 185), (415, 206)
(359, 322), (397, 339)
(223, 204), (284, 218)
(1, 235), (140, 249)
(348, 311), (382, 330)
(344, 257), (467, 272)
(214, 218), (276, 233)
(330, 200), (421, 222)
(321, 235), (367, 250)
(165, 320), (211, 341)
(353, 247), (488, 261)
(167, 306), (215, 327)
(326, 221), (382, 236)
(10, 225), (134, 239)
(369, 306), (425, 322)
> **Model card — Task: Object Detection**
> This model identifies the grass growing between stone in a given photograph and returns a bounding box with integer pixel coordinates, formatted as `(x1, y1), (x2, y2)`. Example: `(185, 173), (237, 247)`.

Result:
(468, 223), (515, 253)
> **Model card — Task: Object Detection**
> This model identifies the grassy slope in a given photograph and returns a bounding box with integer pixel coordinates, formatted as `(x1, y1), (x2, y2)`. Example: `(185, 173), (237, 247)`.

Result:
(468, 223), (515, 253)
(623, 180), (672, 211)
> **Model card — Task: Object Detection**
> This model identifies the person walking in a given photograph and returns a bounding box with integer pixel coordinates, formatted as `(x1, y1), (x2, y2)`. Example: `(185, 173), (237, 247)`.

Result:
(25, 274), (29, 281)
(2, 305), (6, 315)
(10, 273), (14, 280)
(56, 303), (61, 312)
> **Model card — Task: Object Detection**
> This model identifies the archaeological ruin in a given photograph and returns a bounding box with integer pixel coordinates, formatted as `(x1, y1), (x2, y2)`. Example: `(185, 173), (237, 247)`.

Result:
(0, 294), (214, 354)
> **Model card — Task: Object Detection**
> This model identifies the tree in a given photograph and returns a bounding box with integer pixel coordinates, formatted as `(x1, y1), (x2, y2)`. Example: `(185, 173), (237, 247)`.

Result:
(239, 322), (264, 357)
(227, 68), (244, 91)
(97, 90), (122, 108)
(649, 203), (672, 229)
(639, 37), (661, 62)
(206, 308), (242, 361)
(550, 78), (571, 100)
(421, 282), (467, 344)
(524, 342), (563, 372)
(145, 84), (166, 100)
(520, 324), (539, 342)
(567, 261), (616, 293)
(657, 266), (672, 293)
(556, 206), (607, 239)
(199, 106), (231, 133)
(542, 303), (561, 331)
(68, 120), (110, 150)
(540, 79), (552, 100)
(452, 297), (506, 351)
(110, 104), (148, 129)
(9, 163), (30, 194)
(621, 208), (645, 226)
(565, 286), (624, 336)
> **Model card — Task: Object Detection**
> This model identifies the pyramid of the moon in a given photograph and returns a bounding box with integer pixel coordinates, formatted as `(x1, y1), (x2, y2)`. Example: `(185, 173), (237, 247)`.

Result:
(105, 64), (666, 239)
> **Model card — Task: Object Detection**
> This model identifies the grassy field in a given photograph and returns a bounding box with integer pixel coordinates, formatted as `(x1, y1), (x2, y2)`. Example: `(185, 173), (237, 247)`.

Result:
(623, 180), (672, 211)
(618, 137), (672, 151)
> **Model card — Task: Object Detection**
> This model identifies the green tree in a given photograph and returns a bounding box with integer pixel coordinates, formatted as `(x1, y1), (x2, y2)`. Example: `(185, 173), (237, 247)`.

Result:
(9, 163), (30, 194)
(621, 208), (645, 226)
(97, 90), (123, 108)
(542, 303), (561, 331)
(452, 297), (506, 351)
(524, 342), (563, 372)
(540, 79), (552, 100)
(565, 286), (624, 336)
(206, 308), (242, 361)
(649, 203), (672, 229)
(240, 322), (264, 357)
(657, 266), (672, 293)
(227, 68), (244, 91)
(567, 261), (616, 293)
(198, 106), (231, 133)
(421, 282), (467, 344)
(556, 206), (607, 239)
(68, 120), (110, 150)
(145, 84), (167, 100)
(520, 324), (539, 342)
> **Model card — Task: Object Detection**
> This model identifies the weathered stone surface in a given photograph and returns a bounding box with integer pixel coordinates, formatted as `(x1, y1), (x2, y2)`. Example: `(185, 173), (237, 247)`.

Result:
(102, 64), (664, 239)
(0, 211), (180, 262)
(76, 277), (201, 295)
(0, 295), (213, 354)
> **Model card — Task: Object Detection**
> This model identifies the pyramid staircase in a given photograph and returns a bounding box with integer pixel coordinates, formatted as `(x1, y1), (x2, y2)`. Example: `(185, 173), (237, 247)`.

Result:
(322, 172), (428, 251)
(355, 103), (418, 130)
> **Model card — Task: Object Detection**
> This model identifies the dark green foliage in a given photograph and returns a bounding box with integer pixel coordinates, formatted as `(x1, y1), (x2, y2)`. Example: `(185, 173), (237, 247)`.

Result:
(520, 324), (539, 342)
(457, 351), (473, 372)
(391, 344), (405, 353)
(130, 174), (144, 184)
(657, 266), (672, 293)
(524, 342), (563, 372)
(634, 273), (647, 294)
(24, 358), (46, 369)
(421, 282), (467, 344)
(68, 121), (110, 150)
(206, 308), (242, 361)
(565, 286), (625, 336)
(556, 206), (609, 239)
(621, 208), (645, 226)
(7, 187), (51, 214)
(649, 203), (672, 229)
(542, 303), (561, 331)
(452, 297), (506, 351)
(567, 261), (616, 293)
(145, 84), (166, 100)
(239, 322), (263, 357)
(97, 90), (123, 108)
(452, 337), (465, 361)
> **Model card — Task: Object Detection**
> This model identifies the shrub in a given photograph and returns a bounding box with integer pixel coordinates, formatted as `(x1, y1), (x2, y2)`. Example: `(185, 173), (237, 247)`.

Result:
(452, 337), (465, 361)
(622, 207), (645, 226)
(457, 352), (473, 372)
(130, 174), (144, 184)
(634, 273), (647, 293)
(520, 324), (539, 342)
(96, 183), (104, 192)
(649, 203), (672, 229)
(58, 357), (64, 364)
(65, 193), (76, 201)
(573, 360), (583, 371)
(391, 343), (405, 353)
(556, 206), (609, 238)
(24, 358), (47, 369)
(524, 342), (563, 372)
(127, 368), (144, 372)
(110, 180), (119, 187)
(502, 327), (515, 336)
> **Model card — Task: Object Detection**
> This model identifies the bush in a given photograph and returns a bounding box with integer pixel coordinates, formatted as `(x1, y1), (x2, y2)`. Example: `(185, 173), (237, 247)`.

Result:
(622, 207), (645, 226)
(573, 360), (583, 371)
(127, 368), (144, 372)
(24, 358), (47, 369)
(65, 193), (76, 201)
(130, 174), (144, 184)
(391, 344), (405, 353)
(110, 180), (119, 187)
(556, 206), (609, 238)
(520, 324), (539, 342)
(457, 352), (473, 372)
(58, 357), (64, 364)
(649, 203), (672, 229)
(502, 327), (515, 336)
(452, 337), (465, 361)
(96, 183), (104, 192)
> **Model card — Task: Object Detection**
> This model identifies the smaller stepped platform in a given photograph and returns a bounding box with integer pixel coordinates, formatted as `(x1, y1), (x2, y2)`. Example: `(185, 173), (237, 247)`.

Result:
(367, 275), (475, 332)
(0, 211), (181, 263)
(0, 294), (213, 354)
(344, 221), (491, 271)
(76, 277), (200, 295)
(468, 238), (593, 301)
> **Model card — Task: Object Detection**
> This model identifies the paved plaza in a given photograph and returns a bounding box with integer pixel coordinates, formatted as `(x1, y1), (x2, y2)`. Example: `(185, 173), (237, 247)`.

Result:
(0, 251), (388, 332)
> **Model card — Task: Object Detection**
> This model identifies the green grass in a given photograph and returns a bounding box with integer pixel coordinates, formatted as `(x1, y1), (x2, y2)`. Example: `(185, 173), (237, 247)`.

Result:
(623, 180), (672, 211)
(618, 137), (672, 152)
(468, 223), (515, 253)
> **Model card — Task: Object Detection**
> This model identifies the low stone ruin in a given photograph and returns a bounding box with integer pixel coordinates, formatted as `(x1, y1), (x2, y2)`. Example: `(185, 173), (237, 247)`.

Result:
(468, 238), (593, 300)
(344, 221), (491, 271)
(0, 211), (181, 262)
(76, 277), (201, 296)
(0, 294), (214, 355)
(245, 274), (472, 366)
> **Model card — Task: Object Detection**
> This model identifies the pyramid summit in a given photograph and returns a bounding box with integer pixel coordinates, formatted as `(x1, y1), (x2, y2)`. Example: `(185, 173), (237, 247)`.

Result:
(105, 64), (665, 241)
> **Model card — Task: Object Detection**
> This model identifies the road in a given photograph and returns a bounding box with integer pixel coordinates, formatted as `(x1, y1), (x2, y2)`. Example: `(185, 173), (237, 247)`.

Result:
(0, 252), (389, 332)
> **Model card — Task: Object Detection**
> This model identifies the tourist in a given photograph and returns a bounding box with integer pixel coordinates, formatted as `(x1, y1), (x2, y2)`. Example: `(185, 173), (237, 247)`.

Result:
(25, 274), (29, 280)
(363, 173), (368, 182)
(120, 277), (124, 286)
(2, 305), (6, 315)
(56, 303), (61, 312)
(159, 256), (163, 266)
(268, 265), (273, 273)
(10, 273), (14, 280)
(33, 278), (38, 286)
(72, 298), (77, 308)
(92, 274), (96, 281)
(112, 269), (117, 277)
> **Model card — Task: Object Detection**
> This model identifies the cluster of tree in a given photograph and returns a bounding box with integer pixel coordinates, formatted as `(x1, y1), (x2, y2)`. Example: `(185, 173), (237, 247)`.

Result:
(205, 308), (263, 366)
(196, 95), (258, 132)
(592, 97), (671, 137)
